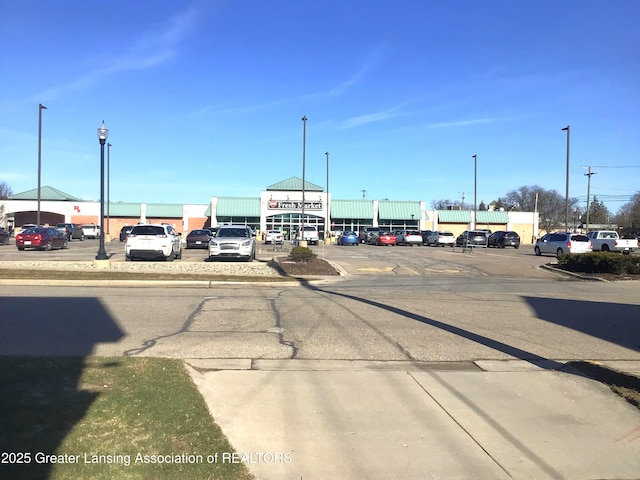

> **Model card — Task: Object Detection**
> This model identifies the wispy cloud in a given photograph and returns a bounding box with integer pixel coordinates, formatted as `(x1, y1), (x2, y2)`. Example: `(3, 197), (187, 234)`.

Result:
(427, 117), (511, 128)
(317, 47), (385, 97)
(32, 5), (199, 101)
(338, 109), (405, 129)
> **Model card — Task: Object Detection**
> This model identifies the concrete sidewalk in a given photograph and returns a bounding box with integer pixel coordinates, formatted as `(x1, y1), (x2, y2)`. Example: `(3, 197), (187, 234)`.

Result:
(187, 359), (640, 480)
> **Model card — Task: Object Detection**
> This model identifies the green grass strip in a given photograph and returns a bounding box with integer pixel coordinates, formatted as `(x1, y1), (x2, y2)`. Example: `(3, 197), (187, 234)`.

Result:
(0, 357), (254, 480)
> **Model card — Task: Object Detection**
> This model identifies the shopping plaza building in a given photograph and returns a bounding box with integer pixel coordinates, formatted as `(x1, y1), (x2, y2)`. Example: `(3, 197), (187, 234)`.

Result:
(1, 177), (539, 242)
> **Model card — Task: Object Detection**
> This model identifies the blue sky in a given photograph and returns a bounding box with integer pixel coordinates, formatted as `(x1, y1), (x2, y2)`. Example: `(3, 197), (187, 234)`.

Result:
(1, 0), (639, 213)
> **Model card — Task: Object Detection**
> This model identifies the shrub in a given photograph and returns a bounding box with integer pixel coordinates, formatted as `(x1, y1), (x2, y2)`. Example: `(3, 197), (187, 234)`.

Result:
(557, 252), (639, 275)
(289, 246), (317, 262)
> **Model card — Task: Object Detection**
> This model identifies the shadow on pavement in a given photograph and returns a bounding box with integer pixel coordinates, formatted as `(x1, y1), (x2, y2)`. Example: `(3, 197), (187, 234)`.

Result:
(0, 296), (123, 479)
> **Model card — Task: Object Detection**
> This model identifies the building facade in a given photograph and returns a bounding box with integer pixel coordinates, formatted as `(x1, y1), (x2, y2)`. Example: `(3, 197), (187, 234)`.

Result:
(1, 177), (539, 242)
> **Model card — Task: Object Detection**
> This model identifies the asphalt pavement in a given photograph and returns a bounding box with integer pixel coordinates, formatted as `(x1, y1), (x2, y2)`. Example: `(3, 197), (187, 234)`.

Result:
(2, 240), (640, 479)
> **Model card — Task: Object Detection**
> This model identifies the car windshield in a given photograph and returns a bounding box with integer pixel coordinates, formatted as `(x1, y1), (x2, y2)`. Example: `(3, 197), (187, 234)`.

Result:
(132, 226), (166, 236)
(190, 230), (210, 235)
(22, 228), (42, 234)
(440, 232), (454, 237)
(217, 228), (249, 238)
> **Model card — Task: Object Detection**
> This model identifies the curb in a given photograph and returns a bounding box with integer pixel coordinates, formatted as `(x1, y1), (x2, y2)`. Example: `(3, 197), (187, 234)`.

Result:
(539, 263), (608, 281)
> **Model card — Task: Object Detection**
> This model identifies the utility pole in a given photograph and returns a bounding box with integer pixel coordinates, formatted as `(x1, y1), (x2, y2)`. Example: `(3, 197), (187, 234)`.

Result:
(583, 166), (596, 233)
(459, 192), (466, 210)
(361, 189), (367, 200)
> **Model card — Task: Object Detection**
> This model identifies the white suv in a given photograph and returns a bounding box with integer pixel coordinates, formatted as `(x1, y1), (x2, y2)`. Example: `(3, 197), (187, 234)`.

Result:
(209, 225), (255, 261)
(125, 224), (182, 261)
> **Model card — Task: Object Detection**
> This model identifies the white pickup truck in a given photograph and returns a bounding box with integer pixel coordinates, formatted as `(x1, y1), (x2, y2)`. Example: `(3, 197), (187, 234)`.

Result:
(588, 230), (637, 255)
(294, 225), (319, 245)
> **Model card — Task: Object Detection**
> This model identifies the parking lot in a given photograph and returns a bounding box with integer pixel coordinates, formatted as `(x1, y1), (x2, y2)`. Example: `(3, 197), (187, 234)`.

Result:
(0, 234), (576, 280)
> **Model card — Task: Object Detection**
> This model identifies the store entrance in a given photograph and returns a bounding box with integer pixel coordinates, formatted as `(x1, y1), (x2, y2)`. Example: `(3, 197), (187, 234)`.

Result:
(266, 213), (325, 241)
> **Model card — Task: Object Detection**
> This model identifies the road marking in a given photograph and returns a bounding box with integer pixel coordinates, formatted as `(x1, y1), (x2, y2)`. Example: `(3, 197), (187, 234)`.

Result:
(357, 266), (394, 272)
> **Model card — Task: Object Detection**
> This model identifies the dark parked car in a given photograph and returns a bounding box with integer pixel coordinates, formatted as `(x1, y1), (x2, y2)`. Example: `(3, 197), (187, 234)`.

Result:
(488, 231), (521, 249)
(359, 227), (381, 244)
(420, 230), (433, 245)
(56, 223), (84, 240)
(456, 230), (489, 247)
(16, 227), (68, 250)
(119, 225), (133, 242)
(186, 229), (213, 249)
(0, 227), (9, 245)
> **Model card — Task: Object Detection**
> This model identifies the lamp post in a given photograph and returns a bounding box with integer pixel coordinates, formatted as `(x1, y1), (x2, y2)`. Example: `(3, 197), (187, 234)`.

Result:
(37, 103), (47, 225)
(107, 142), (111, 236)
(472, 154), (477, 230)
(96, 121), (109, 260)
(562, 125), (570, 231)
(300, 116), (307, 245)
(325, 151), (330, 241)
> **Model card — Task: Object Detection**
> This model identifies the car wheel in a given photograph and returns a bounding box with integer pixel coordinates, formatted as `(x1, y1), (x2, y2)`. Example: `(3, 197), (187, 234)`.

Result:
(534, 246), (541, 256)
(556, 248), (564, 257)
(126, 255), (132, 261)
(80, 234), (84, 241)
(514, 244), (520, 249)
(165, 249), (174, 262)
(17, 246), (24, 251)
(176, 248), (182, 259)
(602, 244), (610, 252)
(44, 241), (52, 251)
(499, 241), (505, 249)
(62, 240), (69, 249)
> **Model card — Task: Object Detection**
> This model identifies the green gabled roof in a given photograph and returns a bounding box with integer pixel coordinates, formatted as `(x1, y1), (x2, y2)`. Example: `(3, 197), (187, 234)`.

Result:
(146, 203), (183, 218)
(330, 200), (374, 219)
(9, 186), (82, 201)
(378, 201), (422, 220)
(217, 197), (261, 217)
(476, 210), (508, 224)
(108, 203), (141, 217)
(266, 176), (324, 192)
(438, 210), (471, 223)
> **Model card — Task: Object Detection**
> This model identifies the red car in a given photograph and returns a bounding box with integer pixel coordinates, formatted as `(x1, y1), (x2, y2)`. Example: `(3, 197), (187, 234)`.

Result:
(371, 231), (397, 246)
(16, 227), (69, 251)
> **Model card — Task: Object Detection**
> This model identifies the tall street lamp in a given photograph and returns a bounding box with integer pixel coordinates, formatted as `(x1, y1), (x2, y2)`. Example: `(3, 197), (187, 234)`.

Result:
(107, 142), (112, 236)
(300, 116), (307, 245)
(562, 125), (570, 231)
(96, 121), (109, 260)
(37, 103), (47, 225)
(472, 154), (477, 230)
(325, 151), (329, 240)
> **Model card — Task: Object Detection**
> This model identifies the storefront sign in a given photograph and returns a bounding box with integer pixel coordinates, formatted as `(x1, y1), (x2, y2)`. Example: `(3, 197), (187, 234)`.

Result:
(268, 200), (322, 210)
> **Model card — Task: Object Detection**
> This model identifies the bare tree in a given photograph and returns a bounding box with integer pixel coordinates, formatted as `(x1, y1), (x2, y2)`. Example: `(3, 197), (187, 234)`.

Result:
(615, 192), (640, 232)
(430, 199), (464, 210)
(502, 185), (578, 233)
(0, 181), (13, 200)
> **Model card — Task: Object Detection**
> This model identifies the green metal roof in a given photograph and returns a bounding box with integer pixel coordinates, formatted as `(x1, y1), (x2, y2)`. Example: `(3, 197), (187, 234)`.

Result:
(146, 203), (183, 218)
(9, 186), (82, 201)
(107, 203), (141, 217)
(266, 176), (324, 192)
(476, 210), (508, 224)
(330, 200), (374, 219)
(217, 197), (261, 217)
(378, 201), (422, 220)
(438, 210), (471, 223)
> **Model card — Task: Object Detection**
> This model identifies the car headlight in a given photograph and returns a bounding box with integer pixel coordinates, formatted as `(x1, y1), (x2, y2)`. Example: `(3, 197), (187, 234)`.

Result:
(210, 241), (218, 246)
(242, 240), (251, 246)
